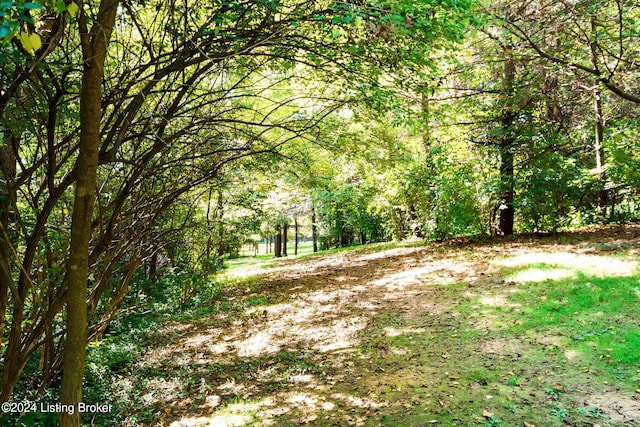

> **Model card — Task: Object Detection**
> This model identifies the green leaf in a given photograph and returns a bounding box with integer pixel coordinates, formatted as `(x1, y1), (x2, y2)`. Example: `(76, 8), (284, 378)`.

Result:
(22, 2), (42, 9)
(18, 14), (34, 24)
(55, 0), (66, 12)
(29, 32), (41, 50)
(0, 25), (10, 38)
(67, 1), (78, 16)
(18, 30), (32, 51)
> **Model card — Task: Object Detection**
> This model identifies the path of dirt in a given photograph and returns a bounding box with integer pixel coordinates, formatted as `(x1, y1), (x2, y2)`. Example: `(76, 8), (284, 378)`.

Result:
(141, 225), (640, 426)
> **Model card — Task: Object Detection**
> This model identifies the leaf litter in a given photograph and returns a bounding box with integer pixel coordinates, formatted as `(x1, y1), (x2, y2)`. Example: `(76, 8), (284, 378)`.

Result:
(139, 225), (640, 426)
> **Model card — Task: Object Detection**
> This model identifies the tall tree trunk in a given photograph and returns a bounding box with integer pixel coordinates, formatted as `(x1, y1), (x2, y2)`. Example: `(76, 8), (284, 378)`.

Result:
(274, 225), (282, 257)
(282, 223), (288, 256)
(336, 208), (343, 248)
(0, 129), (16, 355)
(149, 249), (158, 281)
(0, 132), (16, 400)
(60, 1), (118, 426)
(498, 136), (515, 236)
(294, 217), (298, 255)
(311, 203), (318, 253)
(498, 45), (516, 236)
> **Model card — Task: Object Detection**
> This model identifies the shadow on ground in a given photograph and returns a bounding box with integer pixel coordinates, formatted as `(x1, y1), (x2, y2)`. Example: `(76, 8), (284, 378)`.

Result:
(129, 226), (640, 426)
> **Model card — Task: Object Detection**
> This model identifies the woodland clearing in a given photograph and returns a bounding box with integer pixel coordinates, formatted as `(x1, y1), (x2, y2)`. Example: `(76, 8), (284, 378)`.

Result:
(97, 227), (640, 426)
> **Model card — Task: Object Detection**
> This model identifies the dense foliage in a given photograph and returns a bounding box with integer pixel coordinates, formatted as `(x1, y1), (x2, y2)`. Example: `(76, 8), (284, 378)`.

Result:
(1, 0), (639, 424)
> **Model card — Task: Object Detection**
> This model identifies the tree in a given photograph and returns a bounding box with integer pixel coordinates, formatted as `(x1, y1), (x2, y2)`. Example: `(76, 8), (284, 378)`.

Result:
(0, 0), (479, 416)
(61, 1), (118, 425)
(501, 0), (640, 105)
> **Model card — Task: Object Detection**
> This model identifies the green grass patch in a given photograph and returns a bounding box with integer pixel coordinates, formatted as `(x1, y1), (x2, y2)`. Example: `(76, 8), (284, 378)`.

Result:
(503, 270), (640, 385)
(31, 236), (639, 427)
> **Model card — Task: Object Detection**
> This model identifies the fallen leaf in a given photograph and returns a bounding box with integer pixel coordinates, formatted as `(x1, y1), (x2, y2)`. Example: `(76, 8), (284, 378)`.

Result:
(524, 423), (536, 427)
(483, 409), (494, 418)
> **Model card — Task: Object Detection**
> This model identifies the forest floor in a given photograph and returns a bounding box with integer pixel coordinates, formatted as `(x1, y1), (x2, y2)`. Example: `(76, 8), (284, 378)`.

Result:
(127, 226), (640, 426)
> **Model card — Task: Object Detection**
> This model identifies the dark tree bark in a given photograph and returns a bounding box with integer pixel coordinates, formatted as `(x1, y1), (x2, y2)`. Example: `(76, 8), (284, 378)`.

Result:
(282, 223), (288, 256)
(498, 43), (517, 237)
(498, 133), (515, 236)
(311, 203), (318, 253)
(60, 1), (118, 425)
(274, 225), (282, 257)
(0, 129), (17, 355)
(294, 217), (298, 255)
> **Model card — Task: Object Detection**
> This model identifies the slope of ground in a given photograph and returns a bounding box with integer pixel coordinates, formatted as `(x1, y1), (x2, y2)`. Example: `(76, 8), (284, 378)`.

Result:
(124, 226), (640, 426)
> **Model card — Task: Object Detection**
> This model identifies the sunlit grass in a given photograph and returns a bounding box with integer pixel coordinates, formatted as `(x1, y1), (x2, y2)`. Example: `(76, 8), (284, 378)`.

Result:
(505, 272), (640, 383)
(223, 240), (410, 275)
(75, 231), (640, 426)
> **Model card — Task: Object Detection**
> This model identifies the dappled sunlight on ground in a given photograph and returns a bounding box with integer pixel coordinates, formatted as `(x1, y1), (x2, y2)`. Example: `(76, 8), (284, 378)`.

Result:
(478, 294), (521, 307)
(137, 227), (640, 426)
(166, 388), (387, 427)
(368, 259), (476, 290)
(508, 266), (575, 283)
(496, 251), (637, 279)
(478, 338), (526, 357)
(383, 326), (428, 337)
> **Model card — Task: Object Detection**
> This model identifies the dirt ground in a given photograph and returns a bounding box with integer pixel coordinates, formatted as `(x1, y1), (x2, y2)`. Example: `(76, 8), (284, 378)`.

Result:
(140, 225), (640, 426)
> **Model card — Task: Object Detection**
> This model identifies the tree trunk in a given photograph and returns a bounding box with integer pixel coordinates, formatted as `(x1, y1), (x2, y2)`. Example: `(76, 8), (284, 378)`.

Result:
(274, 225), (282, 257)
(498, 137), (515, 236)
(60, 1), (118, 426)
(0, 129), (17, 355)
(294, 217), (298, 255)
(149, 248), (158, 281)
(336, 208), (343, 248)
(282, 223), (288, 256)
(311, 203), (318, 253)
(498, 44), (516, 237)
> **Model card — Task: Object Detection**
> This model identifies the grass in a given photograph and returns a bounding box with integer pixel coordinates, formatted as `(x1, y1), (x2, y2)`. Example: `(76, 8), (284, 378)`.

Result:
(504, 272), (640, 384)
(12, 230), (637, 427)
(309, 248), (640, 426)
(224, 239), (414, 277)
